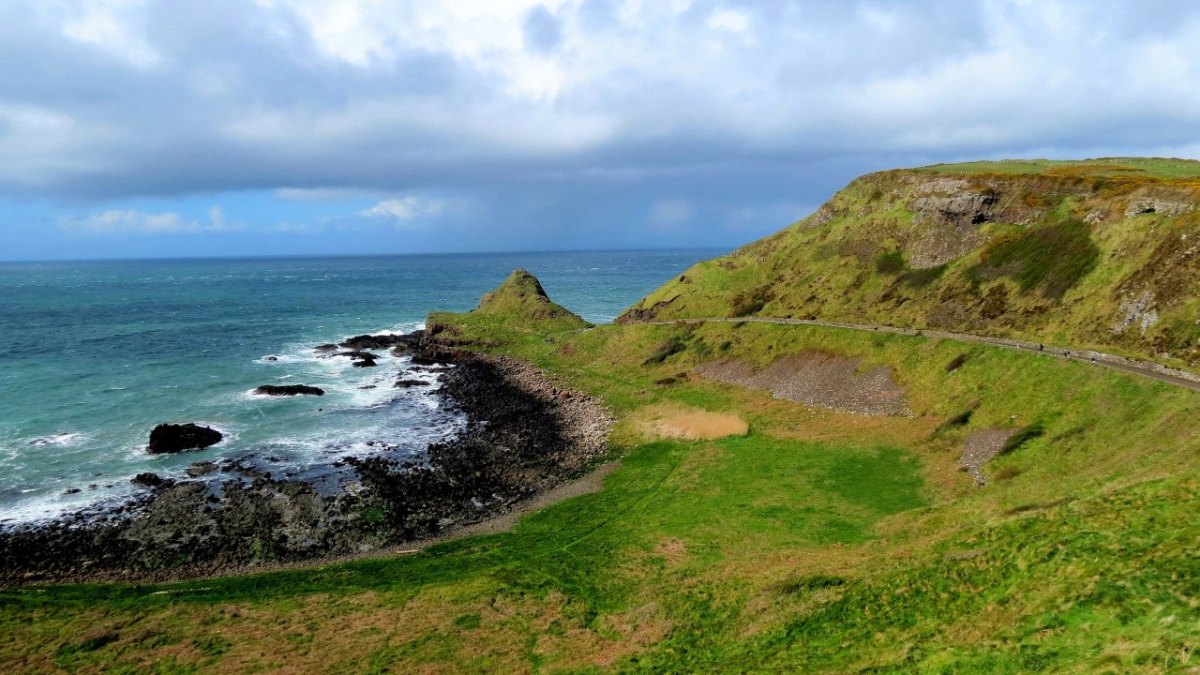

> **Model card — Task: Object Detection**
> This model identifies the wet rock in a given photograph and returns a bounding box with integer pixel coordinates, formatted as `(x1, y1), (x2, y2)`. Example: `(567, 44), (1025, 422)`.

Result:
(394, 379), (428, 388)
(264, 356), (278, 362)
(352, 356), (378, 368)
(341, 331), (424, 351)
(334, 350), (377, 360)
(186, 462), (217, 478)
(132, 472), (167, 488)
(314, 344), (339, 353)
(254, 384), (325, 396)
(147, 424), (222, 455)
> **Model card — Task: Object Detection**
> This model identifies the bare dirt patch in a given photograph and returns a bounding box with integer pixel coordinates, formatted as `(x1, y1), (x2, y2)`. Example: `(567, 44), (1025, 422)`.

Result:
(959, 428), (1017, 486)
(634, 404), (748, 441)
(693, 351), (911, 416)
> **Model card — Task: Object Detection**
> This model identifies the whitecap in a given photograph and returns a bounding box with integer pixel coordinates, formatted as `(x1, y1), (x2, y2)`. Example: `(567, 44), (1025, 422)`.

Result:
(29, 433), (88, 447)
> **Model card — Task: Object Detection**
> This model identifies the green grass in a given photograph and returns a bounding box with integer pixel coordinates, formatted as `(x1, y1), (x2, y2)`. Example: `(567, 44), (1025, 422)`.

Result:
(919, 156), (1200, 180)
(8, 309), (1200, 671)
(968, 218), (1100, 298)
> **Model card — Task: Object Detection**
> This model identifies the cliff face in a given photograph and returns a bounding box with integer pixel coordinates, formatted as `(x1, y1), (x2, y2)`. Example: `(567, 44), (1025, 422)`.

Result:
(621, 159), (1200, 367)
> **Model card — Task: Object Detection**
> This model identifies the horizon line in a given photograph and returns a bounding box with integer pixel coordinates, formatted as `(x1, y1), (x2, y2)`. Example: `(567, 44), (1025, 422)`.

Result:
(0, 245), (732, 266)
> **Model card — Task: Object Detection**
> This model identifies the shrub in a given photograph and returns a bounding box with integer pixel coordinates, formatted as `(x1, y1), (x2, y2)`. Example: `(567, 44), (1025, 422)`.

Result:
(643, 337), (687, 365)
(934, 399), (979, 435)
(999, 422), (1045, 455)
(898, 264), (947, 288)
(729, 286), (774, 317)
(875, 250), (906, 274)
(778, 575), (847, 595)
(993, 466), (1022, 481)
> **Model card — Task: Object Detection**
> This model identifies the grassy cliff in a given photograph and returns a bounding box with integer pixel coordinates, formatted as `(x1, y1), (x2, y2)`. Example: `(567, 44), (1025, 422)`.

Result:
(622, 158), (1200, 369)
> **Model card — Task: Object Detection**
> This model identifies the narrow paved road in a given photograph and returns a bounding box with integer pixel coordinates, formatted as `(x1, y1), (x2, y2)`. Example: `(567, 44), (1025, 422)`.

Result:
(632, 316), (1200, 393)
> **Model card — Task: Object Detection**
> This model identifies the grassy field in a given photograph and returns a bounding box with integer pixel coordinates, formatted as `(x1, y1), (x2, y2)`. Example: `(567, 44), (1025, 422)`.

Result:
(6, 295), (1200, 672)
(920, 157), (1200, 180)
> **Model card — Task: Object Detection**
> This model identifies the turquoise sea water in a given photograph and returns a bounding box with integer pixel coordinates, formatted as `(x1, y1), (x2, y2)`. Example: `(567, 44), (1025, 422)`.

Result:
(0, 250), (719, 525)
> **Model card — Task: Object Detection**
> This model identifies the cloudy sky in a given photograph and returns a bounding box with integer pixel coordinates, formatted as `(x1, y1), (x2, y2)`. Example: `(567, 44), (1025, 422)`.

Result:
(2, 0), (1199, 260)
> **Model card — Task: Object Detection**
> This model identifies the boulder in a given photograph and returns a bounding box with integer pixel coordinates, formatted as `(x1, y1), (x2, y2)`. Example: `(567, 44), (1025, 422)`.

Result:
(394, 378), (428, 388)
(147, 423), (222, 455)
(254, 384), (325, 396)
(352, 356), (378, 368)
(314, 344), (339, 353)
(132, 472), (167, 487)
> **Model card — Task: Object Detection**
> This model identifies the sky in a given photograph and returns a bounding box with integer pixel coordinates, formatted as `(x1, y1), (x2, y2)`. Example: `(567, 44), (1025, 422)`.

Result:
(2, 0), (1200, 261)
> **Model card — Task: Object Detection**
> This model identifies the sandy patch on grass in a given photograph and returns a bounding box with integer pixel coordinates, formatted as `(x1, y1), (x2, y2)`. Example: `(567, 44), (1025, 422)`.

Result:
(637, 404), (749, 440)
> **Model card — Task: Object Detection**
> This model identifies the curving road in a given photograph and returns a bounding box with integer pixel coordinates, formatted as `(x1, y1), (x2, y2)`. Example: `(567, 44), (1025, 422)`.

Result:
(630, 316), (1200, 393)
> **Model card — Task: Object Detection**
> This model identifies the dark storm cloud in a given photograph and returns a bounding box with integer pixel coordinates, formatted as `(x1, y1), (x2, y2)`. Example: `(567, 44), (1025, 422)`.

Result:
(1, 0), (1199, 255)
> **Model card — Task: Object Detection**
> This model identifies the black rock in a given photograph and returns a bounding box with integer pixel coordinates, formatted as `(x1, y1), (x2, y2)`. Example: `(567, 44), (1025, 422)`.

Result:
(254, 384), (325, 396)
(341, 335), (396, 350)
(186, 461), (217, 478)
(132, 472), (167, 487)
(352, 357), (378, 368)
(147, 423), (222, 454)
(334, 350), (378, 361)
(394, 379), (428, 388)
(264, 356), (278, 362)
(314, 344), (339, 353)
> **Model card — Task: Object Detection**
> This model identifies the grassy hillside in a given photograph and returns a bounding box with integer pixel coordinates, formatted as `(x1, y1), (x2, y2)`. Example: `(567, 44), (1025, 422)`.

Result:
(8, 271), (1200, 671)
(426, 268), (589, 345)
(621, 158), (1200, 370)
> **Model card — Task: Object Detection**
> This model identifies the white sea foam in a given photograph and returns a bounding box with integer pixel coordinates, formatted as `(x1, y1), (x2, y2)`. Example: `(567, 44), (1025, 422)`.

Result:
(28, 432), (88, 447)
(2, 324), (458, 527)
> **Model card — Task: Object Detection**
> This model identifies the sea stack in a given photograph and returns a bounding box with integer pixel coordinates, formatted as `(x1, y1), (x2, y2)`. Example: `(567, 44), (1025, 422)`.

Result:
(147, 423), (223, 454)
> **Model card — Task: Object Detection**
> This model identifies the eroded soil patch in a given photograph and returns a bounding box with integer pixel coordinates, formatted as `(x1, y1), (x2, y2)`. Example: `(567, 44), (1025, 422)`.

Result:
(693, 351), (910, 416)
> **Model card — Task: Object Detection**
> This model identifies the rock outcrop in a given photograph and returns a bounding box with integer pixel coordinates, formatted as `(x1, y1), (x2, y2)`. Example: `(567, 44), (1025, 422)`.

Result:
(147, 423), (222, 454)
(254, 384), (325, 396)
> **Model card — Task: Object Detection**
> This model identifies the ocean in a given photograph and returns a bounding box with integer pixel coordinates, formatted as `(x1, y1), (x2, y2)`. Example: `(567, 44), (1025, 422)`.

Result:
(0, 249), (719, 525)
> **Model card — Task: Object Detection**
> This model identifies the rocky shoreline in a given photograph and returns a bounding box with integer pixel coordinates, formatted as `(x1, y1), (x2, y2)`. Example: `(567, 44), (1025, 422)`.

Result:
(0, 338), (612, 586)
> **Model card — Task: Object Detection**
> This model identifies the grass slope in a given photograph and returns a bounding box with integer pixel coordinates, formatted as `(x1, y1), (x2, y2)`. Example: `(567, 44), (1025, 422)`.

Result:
(6, 285), (1200, 671)
(427, 269), (588, 343)
(623, 157), (1200, 370)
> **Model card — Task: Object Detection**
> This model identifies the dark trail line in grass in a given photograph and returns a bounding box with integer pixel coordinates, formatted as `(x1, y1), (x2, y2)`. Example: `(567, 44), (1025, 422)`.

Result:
(631, 317), (1200, 392)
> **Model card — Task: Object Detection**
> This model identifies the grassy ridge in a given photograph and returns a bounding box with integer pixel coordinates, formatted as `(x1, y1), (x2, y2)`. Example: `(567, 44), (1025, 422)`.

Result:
(6, 302), (1200, 672)
(623, 158), (1200, 369)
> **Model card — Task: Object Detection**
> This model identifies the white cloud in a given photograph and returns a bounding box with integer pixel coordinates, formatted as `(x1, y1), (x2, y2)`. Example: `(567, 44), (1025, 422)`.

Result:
(3, 0), (1200, 248)
(58, 206), (237, 233)
(59, 0), (160, 68)
(706, 9), (748, 33)
(359, 196), (446, 227)
(275, 187), (377, 202)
